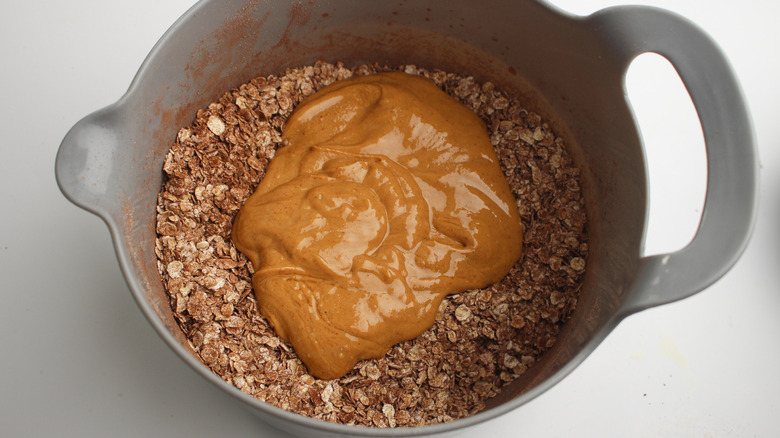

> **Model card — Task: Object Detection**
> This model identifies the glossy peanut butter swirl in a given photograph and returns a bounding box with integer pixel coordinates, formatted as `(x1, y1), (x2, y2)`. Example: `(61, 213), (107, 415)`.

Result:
(232, 72), (523, 379)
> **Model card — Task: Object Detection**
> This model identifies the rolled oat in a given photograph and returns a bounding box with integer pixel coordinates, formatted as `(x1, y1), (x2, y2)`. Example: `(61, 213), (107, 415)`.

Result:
(155, 61), (587, 427)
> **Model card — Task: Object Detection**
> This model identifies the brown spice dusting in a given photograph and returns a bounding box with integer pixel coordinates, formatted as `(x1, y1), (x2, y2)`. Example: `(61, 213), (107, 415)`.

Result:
(155, 61), (588, 427)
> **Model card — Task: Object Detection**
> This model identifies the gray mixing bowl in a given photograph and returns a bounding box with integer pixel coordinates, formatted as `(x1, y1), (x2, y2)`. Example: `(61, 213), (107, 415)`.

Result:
(55, 0), (758, 436)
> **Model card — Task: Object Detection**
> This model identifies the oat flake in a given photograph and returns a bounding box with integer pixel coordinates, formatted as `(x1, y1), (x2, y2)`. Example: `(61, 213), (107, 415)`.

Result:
(154, 61), (588, 427)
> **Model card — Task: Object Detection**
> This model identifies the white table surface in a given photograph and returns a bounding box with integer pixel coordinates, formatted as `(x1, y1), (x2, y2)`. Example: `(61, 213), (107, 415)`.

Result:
(1, 1), (778, 436)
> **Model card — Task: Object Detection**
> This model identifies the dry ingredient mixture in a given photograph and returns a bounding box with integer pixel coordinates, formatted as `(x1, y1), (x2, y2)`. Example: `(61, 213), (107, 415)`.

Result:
(155, 61), (587, 427)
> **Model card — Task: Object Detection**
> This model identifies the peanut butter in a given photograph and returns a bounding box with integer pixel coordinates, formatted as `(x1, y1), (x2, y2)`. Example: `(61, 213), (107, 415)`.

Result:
(232, 72), (523, 379)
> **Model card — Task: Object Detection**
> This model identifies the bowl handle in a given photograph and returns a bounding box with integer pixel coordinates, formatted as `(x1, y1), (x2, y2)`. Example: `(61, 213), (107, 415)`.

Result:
(588, 6), (759, 313)
(55, 105), (123, 218)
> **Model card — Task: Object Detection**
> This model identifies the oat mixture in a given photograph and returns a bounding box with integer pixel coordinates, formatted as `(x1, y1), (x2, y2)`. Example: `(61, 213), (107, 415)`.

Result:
(155, 61), (587, 427)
